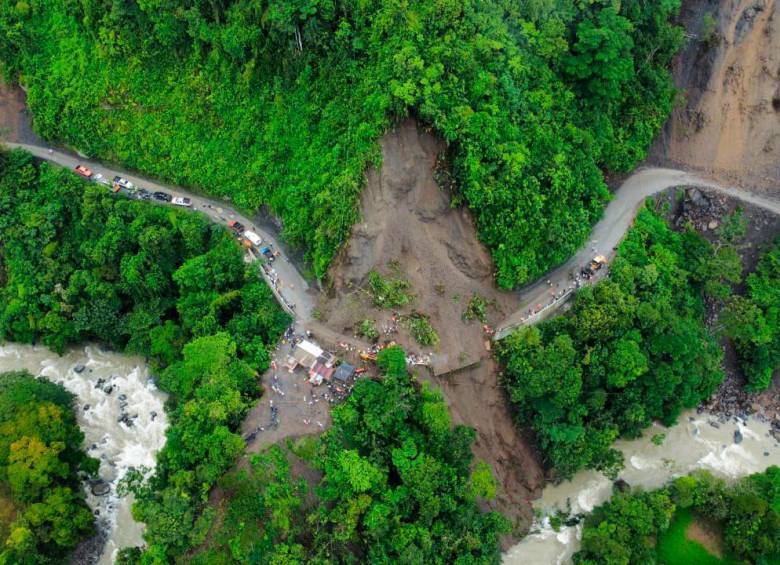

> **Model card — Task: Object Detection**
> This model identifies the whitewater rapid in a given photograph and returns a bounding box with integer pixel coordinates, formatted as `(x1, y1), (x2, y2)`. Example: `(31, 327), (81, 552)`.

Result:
(503, 411), (780, 564)
(0, 344), (167, 564)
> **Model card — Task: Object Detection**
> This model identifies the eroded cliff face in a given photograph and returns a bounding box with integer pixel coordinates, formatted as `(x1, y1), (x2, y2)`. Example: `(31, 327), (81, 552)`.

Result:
(653, 0), (780, 191)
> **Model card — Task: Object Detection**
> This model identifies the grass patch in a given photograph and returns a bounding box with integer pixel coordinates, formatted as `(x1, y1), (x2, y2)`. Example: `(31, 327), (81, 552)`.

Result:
(657, 509), (737, 565)
(366, 270), (414, 309)
(287, 436), (319, 463)
(402, 313), (439, 347)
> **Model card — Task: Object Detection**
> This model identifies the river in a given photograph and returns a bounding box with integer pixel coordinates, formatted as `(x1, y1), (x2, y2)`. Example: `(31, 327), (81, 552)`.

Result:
(503, 410), (780, 564)
(0, 343), (167, 564)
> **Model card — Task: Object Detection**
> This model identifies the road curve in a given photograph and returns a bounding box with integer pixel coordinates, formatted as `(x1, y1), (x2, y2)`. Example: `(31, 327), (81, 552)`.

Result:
(5, 142), (779, 343)
(2, 142), (317, 326)
(494, 168), (780, 339)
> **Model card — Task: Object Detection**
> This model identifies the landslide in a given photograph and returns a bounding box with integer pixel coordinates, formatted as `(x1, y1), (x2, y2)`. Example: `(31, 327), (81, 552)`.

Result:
(319, 119), (543, 536)
(651, 0), (780, 191)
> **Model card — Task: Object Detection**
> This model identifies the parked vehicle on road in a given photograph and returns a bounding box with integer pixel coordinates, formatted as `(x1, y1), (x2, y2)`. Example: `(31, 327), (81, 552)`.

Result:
(228, 220), (245, 233)
(243, 230), (262, 247)
(260, 246), (275, 262)
(172, 197), (191, 207)
(153, 191), (172, 202)
(136, 188), (152, 200)
(113, 176), (134, 190)
(74, 165), (93, 178)
(581, 255), (607, 279)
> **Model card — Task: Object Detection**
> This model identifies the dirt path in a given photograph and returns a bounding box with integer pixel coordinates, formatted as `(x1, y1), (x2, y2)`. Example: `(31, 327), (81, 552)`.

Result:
(495, 167), (780, 339)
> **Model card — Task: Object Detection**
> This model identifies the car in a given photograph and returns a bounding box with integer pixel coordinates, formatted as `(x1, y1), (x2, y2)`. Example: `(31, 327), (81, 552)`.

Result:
(172, 197), (192, 207)
(136, 188), (152, 200)
(74, 165), (93, 178)
(112, 176), (134, 190)
(260, 246), (275, 262)
(153, 191), (172, 202)
(92, 173), (111, 186)
(227, 220), (245, 233)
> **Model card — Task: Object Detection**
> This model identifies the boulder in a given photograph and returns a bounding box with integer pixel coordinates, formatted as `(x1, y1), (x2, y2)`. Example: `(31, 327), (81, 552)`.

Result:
(734, 429), (744, 444)
(73, 364), (86, 374)
(614, 479), (631, 493)
(91, 481), (110, 496)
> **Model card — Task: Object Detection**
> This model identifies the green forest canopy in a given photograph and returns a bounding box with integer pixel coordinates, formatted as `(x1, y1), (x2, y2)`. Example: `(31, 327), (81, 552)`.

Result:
(0, 371), (95, 564)
(498, 206), (727, 478)
(190, 345), (508, 565)
(0, 149), (289, 561)
(722, 237), (780, 392)
(0, 0), (683, 287)
(573, 467), (780, 565)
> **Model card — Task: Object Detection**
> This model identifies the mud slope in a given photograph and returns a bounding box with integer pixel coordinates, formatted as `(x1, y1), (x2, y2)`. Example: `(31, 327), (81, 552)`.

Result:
(652, 0), (780, 190)
(321, 119), (543, 536)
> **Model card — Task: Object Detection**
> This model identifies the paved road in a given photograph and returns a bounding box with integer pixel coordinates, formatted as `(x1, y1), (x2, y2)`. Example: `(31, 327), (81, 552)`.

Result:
(494, 168), (780, 339)
(3, 142), (317, 326)
(7, 142), (779, 345)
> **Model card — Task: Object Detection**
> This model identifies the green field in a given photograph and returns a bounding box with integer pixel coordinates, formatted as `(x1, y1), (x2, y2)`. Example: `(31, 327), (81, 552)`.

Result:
(657, 509), (737, 565)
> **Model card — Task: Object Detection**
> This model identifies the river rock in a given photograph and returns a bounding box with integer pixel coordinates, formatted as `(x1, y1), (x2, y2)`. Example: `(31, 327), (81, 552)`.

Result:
(613, 479), (631, 493)
(83, 404), (90, 411)
(74, 363), (86, 373)
(103, 385), (113, 395)
(734, 429), (744, 444)
(91, 481), (110, 496)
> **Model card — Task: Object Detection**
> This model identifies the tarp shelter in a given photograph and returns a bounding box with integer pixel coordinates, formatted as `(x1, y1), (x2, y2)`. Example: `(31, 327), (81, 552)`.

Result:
(290, 340), (323, 370)
(333, 363), (355, 383)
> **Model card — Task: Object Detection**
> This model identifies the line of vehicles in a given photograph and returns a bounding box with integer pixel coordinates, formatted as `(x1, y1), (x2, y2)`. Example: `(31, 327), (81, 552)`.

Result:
(74, 164), (191, 207)
(74, 163), (274, 262)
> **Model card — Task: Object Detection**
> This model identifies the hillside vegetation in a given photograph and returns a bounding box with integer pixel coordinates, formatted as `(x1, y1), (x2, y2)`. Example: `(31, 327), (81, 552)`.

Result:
(0, 0), (682, 287)
(0, 149), (289, 561)
(498, 206), (729, 478)
(574, 467), (780, 564)
(0, 371), (95, 563)
(722, 237), (780, 392)
(189, 346), (507, 564)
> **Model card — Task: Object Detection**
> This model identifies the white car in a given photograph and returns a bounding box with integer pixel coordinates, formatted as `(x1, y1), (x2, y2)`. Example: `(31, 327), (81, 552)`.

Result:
(172, 197), (192, 207)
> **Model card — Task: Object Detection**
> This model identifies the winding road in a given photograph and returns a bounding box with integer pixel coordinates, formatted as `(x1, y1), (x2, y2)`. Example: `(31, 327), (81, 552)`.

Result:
(493, 168), (780, 339)
(4, 142), (779, 344)
(3, 142), (317, 326)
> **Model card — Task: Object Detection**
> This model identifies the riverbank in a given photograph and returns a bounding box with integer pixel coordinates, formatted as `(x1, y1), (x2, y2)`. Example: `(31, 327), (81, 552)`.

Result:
(0, 344), (167, 564)
(504, 408), (780, 564)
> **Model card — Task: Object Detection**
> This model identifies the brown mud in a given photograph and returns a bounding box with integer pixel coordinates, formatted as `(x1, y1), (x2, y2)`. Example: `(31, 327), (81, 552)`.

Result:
(319, 119), (543, 537)
(650, 0), (780, 192)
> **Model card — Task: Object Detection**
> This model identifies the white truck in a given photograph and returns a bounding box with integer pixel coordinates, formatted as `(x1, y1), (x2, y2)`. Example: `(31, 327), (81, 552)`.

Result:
(243, 230), (262, 247)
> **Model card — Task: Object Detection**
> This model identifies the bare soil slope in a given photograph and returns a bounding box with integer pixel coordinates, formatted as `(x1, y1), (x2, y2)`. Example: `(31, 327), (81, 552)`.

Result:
(652, 0), (780, 191)
(320, 118), (543, 536)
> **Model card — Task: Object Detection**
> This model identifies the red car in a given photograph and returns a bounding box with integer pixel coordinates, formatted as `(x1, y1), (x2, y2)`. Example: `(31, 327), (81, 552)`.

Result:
(74, 165), (93, 178)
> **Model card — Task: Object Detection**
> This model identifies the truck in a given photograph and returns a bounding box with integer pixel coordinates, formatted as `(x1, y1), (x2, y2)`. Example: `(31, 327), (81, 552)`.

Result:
(243, 230), (262, 247)
(259, 246), (275, 262)
(581, 255), (607, 279)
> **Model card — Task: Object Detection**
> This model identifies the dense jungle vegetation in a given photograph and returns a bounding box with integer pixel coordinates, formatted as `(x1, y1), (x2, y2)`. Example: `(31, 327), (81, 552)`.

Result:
(0, 371), (95, 563)
(722, 237), (780, 392)
(497, 206), (731, 478)
(187, 345), (506, 564)
(0, 0), (683, 287)
(0, 149), (290, 561)
(573, 466), (780, 564)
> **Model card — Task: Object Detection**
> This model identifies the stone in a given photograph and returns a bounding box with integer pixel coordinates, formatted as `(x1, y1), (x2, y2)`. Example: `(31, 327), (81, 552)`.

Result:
(708, 220), (719, 230)
(614, 479), (631, 493)
(734, 429), (743, 444)
(73, 364), (86, 374)
(91, 481), (110, 496)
